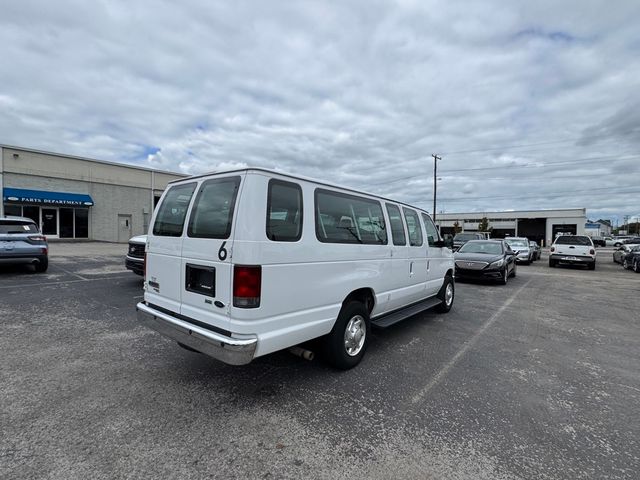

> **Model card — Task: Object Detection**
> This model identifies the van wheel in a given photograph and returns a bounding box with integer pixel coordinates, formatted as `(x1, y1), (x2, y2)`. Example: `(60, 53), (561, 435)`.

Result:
(435, 276), (454, 313)
(324, 302), (370, 370)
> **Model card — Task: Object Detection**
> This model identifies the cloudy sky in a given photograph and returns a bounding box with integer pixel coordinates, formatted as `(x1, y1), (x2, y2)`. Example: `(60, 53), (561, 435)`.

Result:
(2, 0), (639, 224)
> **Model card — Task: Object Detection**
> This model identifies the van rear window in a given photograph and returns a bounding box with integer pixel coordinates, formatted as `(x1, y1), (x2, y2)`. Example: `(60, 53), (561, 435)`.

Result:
(187, 177), (241, 239)
(152, 183), (197, 237)
(315, 189), (387, 245)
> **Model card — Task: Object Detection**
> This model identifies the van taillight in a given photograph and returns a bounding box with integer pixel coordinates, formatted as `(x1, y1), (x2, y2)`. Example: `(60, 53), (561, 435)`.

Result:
(233, 265), (261, 308)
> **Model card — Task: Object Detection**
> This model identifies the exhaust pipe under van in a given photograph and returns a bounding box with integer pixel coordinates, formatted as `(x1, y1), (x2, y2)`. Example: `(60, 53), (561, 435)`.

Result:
(288, 346), (314, 361)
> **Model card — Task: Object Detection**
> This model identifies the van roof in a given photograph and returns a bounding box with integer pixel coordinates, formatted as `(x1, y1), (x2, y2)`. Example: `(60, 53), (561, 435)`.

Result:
(167, 167), (434, 217)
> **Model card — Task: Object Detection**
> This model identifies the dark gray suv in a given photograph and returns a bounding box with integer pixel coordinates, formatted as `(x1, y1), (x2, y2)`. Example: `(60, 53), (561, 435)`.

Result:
(0, 216), (49, 272)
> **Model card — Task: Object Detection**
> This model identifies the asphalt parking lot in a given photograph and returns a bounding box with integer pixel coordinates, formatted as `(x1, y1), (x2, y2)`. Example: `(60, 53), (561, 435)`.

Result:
(1, 244), (639, 480)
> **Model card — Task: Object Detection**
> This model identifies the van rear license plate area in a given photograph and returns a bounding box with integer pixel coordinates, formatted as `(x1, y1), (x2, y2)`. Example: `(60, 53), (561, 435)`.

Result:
(186, 264), (216, 297)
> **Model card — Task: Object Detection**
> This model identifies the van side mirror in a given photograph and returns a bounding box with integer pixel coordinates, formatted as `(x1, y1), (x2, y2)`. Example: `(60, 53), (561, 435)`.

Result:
(435, 238), (452, 248)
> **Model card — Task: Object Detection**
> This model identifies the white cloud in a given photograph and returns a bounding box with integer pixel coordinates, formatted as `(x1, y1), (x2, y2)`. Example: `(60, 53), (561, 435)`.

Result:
(1, 0), (639, 222)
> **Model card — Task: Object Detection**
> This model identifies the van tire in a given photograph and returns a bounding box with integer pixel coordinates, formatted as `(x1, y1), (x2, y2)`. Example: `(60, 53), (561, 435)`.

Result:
(435, 276), (454, 313)
(324, 301), (370, 370)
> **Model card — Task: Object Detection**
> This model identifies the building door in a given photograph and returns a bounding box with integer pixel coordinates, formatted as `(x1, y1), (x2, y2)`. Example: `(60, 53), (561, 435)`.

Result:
(118, 214), (132, 243)
(42, 208), (58, 236)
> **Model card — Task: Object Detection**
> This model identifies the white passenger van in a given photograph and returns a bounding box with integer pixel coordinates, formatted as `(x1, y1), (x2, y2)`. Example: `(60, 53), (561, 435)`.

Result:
(137, 168), (455, 369)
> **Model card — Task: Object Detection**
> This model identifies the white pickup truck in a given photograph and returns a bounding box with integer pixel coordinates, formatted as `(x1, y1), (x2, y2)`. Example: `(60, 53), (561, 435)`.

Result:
(549, 235), (596, 270)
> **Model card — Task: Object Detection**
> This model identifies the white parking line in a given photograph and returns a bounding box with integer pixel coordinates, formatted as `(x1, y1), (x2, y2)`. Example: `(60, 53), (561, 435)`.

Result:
(52, 264), (88, 281)
(411, 279), (532, 405)
(0, 274), (132, 290)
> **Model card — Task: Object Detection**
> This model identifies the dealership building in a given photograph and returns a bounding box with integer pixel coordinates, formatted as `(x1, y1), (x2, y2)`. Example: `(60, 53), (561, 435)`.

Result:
(0, 145), (186, 242)
(436, 208), (588, 247)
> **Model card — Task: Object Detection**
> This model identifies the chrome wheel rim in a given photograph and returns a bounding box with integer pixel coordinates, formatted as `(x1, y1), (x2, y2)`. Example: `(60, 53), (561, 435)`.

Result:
(623, 259), (628, 269)
(445, 283), (454, 306)
(344, 315), (366, 357)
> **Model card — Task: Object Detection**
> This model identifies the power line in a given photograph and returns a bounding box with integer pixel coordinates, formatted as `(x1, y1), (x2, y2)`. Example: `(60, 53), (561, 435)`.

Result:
(437, 184), (640, 202)
(366, 153), (639, 186)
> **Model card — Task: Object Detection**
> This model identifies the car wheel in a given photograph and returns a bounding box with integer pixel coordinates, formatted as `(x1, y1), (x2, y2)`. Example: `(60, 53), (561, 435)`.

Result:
(510, 263), (517, 277)
(623, 258), (629, 269)
(435, 275), (454, 313)
(588, 261), (596, 271)
(634, 260), (640, 273)
(34, 258), (48, 273)
(500, 267), (509, 285)
(549, 259), (556, 268)
(323, 301), (370, 370)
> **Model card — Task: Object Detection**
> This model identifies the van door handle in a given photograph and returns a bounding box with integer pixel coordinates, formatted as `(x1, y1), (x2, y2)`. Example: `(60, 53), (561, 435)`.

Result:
(427, 260), (430, 271)
(409, 261), (414, 275)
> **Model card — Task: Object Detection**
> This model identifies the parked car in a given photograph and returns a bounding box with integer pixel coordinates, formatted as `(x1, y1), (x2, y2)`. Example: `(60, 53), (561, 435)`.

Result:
(612, 236), (633, 247)
(613, 244), (640, 268)
(452, 232), (486, 251)
(623, 237), (640, 245)
(621, 245), (640, 270)
(591, 236), (606, 247)
(137, 168), (455, 370)
(503, 237), (533, 264)
(454, 240), (516, 284)
(613, 244), (639, 264)
(604, 237), (615, 247)
(529, 240), (541, 260)
(125, 234), (147, 276)
(0, 216), (48, 272)
(628, 248), (640, 273)
(549, 235), (596, 269)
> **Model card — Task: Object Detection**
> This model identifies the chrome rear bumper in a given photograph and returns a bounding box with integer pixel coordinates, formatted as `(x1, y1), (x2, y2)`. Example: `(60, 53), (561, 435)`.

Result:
(136, 302), (257, 365)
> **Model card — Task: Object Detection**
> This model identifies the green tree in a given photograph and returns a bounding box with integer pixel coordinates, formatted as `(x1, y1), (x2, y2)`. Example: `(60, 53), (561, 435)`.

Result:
(478, 216), (491, 232)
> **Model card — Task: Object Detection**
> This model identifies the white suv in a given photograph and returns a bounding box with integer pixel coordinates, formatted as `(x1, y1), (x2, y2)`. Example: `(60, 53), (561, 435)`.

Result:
(549, 235), (596, 270)
(137, 168), (455, 369)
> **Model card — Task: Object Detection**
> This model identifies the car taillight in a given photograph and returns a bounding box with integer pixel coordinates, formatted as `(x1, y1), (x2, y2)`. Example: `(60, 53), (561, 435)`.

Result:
(233, 265), (261, 308)
(28, 235), (46, 242)
(550, 246), (555, 252)
(590, 249), (595, 255)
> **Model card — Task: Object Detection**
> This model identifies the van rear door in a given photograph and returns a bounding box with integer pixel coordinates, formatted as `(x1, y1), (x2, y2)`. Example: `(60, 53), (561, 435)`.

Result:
(146, 181), (198, 313)
(180, 174), (243, 332)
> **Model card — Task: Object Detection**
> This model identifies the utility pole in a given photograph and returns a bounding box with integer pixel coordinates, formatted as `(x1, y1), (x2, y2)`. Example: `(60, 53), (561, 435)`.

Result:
(432, 154), (441, 223)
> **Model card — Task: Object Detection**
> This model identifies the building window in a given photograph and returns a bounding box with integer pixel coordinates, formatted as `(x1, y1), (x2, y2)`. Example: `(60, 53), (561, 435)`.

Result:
(75, 209), (89, 238)
(3, 204), (21, 216)
(60, 208), (74, 238)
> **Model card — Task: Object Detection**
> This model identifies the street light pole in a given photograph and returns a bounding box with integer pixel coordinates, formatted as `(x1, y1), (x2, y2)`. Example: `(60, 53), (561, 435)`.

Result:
(432, 154), (441, 223)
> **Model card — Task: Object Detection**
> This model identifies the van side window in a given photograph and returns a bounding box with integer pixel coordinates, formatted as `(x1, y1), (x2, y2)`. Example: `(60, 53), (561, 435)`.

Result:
(266, 180), (303, 242)
(421, 213), (440, 247)
(403, 208), (423, 246)
(385, 204), (406, 246)
(152, 182), (197, 237)
(187, 176), (241, 239)
(315, 189), (387, 245)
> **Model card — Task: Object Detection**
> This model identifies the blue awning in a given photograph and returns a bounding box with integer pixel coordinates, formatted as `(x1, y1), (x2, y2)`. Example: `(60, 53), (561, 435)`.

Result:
(2, 187), (94, 207)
